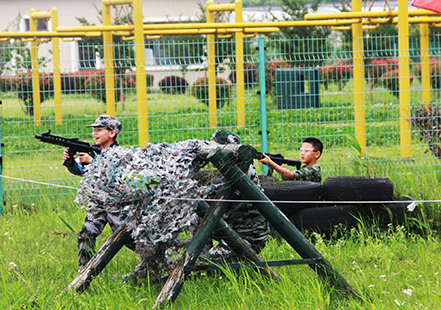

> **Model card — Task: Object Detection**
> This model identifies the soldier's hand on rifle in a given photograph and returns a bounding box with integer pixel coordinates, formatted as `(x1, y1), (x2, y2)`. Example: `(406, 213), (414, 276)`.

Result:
(63, 149), (72, 161)
(63, 149), (92, 165)
(77, 152), (93, 164)
(259, 153), (275, 166)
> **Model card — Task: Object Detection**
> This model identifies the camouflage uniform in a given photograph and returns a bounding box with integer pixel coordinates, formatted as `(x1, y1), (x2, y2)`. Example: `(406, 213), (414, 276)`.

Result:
(78, 211), (136, 271)
(67, 115), (135, 272)
(209, 164), (269, 257)
(291, 164), (321, 183)
(205, 129), (269, 259)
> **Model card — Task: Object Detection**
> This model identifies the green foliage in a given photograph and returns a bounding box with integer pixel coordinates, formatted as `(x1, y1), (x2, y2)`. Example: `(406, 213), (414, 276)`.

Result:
(319, 60), (353, 90)
(10, 71), (54, 116)
(159, 75), (189, 94)
(265, 58), (291, 94)
(339, 130), (375, 178)
(0, 75), (14, 92)
(0, 13), (33, 75)
(366, 58), (399, 89)
(413, 58), (441, 92)
(190, 77), (232, 108)
(411, 103), (441, 158)
(83, 69), (137, 103)
(124, 71), (154, 88)
(379, 69), (415, 98)
(242, 0), (282, 6)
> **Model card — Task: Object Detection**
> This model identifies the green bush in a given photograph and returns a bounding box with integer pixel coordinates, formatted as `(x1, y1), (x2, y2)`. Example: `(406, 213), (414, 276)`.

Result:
(84, 69), (138, 103)
(84, 69), (109, 103)
(429, 59), (441, 90)
(11, 71), (54, 116)
(264, 58), (291, 94)
(319, 60), (353, 90)
(125, 70), (154, 88)
(0, 76), (14, 93)
(190, 76), (231, 108)
(379, 69), (415, 98)
(159, 75), (189, 94)
(411, 103), (441, 158)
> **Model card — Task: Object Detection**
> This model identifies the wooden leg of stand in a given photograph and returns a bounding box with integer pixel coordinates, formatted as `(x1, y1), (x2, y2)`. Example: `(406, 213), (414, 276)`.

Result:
(66, 223), (131, 293)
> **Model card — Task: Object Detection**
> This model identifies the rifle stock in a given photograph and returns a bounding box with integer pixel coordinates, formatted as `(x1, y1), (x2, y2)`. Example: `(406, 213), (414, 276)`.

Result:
(35, 130), (101, 167)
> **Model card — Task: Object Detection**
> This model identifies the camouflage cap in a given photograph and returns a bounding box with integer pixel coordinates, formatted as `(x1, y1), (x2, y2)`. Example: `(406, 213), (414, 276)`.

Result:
(211, 129), (241, 145)
(86, 115), (122, 134)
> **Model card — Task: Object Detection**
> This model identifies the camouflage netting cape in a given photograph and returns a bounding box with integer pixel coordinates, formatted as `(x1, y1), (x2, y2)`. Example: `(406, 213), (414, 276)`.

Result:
(75, 140), (218, 278)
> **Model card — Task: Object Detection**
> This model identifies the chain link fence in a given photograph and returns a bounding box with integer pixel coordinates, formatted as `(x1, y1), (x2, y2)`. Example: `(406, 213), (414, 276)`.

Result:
(1, 34), (440, 203)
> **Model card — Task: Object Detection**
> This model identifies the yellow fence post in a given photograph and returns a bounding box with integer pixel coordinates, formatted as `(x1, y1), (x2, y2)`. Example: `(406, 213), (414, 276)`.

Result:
(398, 0), (411, 159)
(51, 8), (62, 125)
(102, 1), (116, 116)
(29, 8), (41, 126)
(133, 0), (148, 146)
(235, 0), (245, 128)
(206, 1), (217, 128)
(420, 23), (431, 105)
(351, 0), (365, 155)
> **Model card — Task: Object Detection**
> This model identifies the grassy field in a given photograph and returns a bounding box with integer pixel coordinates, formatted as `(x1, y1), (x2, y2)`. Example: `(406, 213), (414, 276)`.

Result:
(1, 80), (441, 308)
(1, 199), (441, 309)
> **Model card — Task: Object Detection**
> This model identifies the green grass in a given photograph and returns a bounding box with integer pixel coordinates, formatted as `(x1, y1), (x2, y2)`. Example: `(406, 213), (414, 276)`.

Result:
(2, 81), (441, 309)
(1, 199), (441, 309)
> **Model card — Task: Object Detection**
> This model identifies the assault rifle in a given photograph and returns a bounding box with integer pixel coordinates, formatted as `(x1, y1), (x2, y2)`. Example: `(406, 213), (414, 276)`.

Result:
(257, 152), (302, 176)
(35, 130), (101, 167)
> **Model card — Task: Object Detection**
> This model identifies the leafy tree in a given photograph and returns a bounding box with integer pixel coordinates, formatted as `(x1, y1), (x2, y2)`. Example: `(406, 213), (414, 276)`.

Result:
(0, 12), (34, 75)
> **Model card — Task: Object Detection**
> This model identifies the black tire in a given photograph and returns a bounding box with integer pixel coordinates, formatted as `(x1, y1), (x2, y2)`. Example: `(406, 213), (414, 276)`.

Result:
(370, 197), (414, 227)
(262, 180), (323, 217)
(323, 176), (394, 203)
(257, 175), (280, 187)
(293, 205), (360, 233)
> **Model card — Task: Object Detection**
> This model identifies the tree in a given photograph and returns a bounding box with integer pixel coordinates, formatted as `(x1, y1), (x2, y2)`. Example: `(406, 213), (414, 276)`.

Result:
(0, 12), (34, 76)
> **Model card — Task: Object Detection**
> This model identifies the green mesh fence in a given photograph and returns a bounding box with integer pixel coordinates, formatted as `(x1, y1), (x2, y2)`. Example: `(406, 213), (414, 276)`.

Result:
(1, 33), (441, 203)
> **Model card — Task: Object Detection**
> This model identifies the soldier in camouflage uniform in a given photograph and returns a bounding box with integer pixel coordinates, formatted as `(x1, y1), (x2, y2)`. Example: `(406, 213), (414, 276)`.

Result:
(259, 137), (322, 183)
(63, 115), (136, 272)
(206, 129), (269, 258)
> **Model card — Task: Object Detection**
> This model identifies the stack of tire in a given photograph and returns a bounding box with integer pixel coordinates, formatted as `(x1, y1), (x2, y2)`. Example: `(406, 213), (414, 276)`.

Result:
(260, 176), (412, 234)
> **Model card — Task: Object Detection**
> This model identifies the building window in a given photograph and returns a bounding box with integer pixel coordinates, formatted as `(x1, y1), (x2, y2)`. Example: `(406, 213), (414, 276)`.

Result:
(78, 42), (96, 69)
(22, 17), (50, 32)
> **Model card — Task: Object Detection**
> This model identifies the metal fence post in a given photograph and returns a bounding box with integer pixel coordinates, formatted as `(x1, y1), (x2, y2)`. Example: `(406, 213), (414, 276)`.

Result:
(351, 0), (366, 156)
(102, 0), (116, 116)
(257, 37), (268, 175)
(29, 8), (42, 126)
(51, 7), (62, 125)
(398, 0), (411, 159)
(420, 23), (431, 105)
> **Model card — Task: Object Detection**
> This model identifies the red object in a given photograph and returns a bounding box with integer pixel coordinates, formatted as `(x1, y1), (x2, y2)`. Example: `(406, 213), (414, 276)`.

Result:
(411, 0), (441, 14)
